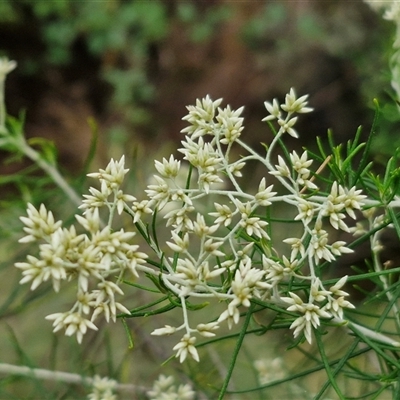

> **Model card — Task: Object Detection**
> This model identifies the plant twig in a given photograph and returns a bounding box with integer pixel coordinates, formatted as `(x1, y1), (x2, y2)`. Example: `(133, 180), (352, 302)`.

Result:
(0, 363), (147, 394)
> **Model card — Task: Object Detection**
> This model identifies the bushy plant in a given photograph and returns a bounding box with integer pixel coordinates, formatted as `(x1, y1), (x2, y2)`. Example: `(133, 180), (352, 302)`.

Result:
(2, 52), (400, 398)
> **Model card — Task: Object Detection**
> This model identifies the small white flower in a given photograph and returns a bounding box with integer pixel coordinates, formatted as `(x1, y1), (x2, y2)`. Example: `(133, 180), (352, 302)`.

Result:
(283, 237), (306, 261)
(46, 311), (98, 344)
(294, 198), (315, 225)
(166, 231), (190, 253)
(164, 205), (195, 232)
(310, 278), (331, 302)
(255, 178), (277, 206)
(114, 189), (136, 215)
(309, 223), (335, 263)
(289, 150), (318, 189)
(218, 301), (241, 329)
(179, 137), (222, 172)
(196, 322), (220, 337)
(283, 292), (331, 344)
(124, 249), (148, 277)
(198, 171), (224, 193)
(175, 383), (196, 400)
(290, 150), (313, 174)
(269, 155), (291, 177)
(217, 105), (244, 144)
(203, 238), (225, 256)
(151, 325), (177, 336)
(281, 88), (313, 114)
(262, 98), (281, 121)
(329, 275), (350, 297)
(343, 186), (366, 219)
(326, 296), (355, 320)
(148, 375), (175, 399)
(193, 213), (218, 237)
(231, 276), (252, 308)
(75, 208), (100, 233)
(173, 333), (199, 363)
(88, 375), (117, 400)
(209, 203), (234, 226)
(146, 175), (171, 210)
(87, 156), (129, 191)
(19, 203), (62, 243)
(175, 258), (199, 293)
(15, 254), (66, 292)
(154, 155), (181, 178)
(181, 95), (223, 138)
(278, 116), (298, 138)
(197, 261), (225, 281)
(131, 199), (153, 223)
(80, 186), (110, 210)
(147, 375), (195, 400)
(229, 161), (246, 177)
(237, 200), (269, 239)
(170, 188), (192, 205)
(263, 255), (297, 284)
(330, 241), (353, 256)
(323, 201), (348, 231)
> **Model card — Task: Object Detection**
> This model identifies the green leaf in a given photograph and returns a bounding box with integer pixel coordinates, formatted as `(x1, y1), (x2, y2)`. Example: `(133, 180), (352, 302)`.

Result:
(315, 328), (346, 399)
(27, 137), (58, 166)
(121, 318), (134, 349)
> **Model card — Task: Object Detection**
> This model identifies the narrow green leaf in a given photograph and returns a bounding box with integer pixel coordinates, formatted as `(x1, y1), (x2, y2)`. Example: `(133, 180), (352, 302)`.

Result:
(315, 328), (346, 399)
(121, 318), (134, 349)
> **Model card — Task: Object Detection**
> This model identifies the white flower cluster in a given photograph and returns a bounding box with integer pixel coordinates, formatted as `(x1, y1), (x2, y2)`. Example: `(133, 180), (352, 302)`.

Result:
(87, 375), (117, 400)
(16, 157), (148, 343)
(147, 375), (195, 400)
(17, 89), (367, 363)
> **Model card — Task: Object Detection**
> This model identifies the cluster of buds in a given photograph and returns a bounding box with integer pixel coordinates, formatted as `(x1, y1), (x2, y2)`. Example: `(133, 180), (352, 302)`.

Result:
(17, 88), (374, 364)
(16, 157), (148, 343)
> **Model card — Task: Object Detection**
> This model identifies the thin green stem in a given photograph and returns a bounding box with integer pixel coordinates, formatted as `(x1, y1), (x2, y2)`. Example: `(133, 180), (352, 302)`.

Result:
(314, 338), (360, 400)
(315, 328), (346, 399)
(121, 318), (134, 349)
(217, 303), (254, 400)
(0, 363), (145, 394)
(21, 141), (82, 206)
(229, 346), (372, 394)
(0, 78), (5, 131)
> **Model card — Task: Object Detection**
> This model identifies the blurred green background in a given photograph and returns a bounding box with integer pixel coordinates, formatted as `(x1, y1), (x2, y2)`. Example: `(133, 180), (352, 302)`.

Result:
(0, 0), (396, 168)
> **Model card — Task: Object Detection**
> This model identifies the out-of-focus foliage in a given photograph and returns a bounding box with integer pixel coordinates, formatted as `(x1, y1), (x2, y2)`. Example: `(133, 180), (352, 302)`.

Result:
(0, 1), (397, 164)
(0, 1), (230, 133)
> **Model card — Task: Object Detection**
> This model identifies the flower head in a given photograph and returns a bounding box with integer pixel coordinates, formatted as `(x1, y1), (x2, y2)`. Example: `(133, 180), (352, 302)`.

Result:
(262, 98), (281, 121)
(173, 333), (199, 363)
(87, 156), (129, 192)
(19, 203), (62, 243)
(281, 88), (313, 114)
(147, 375), (195, 400)
(46, 312), (98, 344)
(88, 375), (117, 400)
(283, 292), (331, 344)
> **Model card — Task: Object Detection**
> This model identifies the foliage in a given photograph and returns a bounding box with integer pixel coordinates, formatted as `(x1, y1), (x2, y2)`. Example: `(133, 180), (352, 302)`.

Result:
(2, 53), (400, 398)
(2, 2), (400, 399)
(0, 0), (230, 137)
